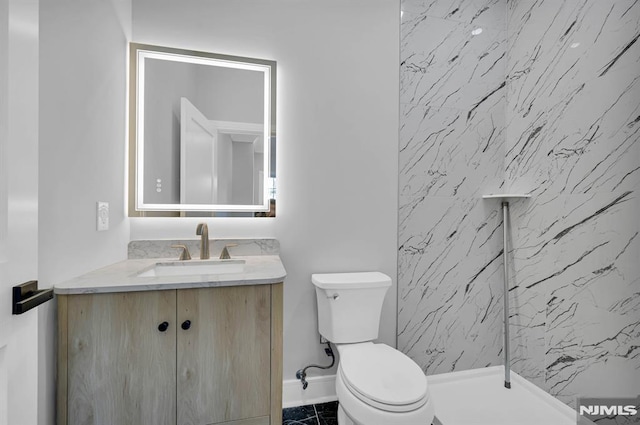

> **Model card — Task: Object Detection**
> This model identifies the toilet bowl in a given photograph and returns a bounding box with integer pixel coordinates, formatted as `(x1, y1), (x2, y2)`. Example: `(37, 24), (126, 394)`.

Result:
(336, 342), (434, 424)
(312, 272), (435, 425)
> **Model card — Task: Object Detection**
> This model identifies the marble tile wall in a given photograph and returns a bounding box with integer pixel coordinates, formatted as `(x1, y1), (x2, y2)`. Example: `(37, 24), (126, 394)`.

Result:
(399, 0), (640, 411)
(128, 238), (280, 259)
(506, 0), (640, 407)
(398, 0), (507, 374)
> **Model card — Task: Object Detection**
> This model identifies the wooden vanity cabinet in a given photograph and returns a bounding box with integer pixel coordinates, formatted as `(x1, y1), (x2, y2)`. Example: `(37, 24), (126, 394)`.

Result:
(58, 283), (283, 425)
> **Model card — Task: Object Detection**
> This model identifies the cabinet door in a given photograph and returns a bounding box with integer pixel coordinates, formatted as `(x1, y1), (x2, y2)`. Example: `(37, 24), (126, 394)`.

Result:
(64, 291), (177, 425)
(177, 285), (271, 425)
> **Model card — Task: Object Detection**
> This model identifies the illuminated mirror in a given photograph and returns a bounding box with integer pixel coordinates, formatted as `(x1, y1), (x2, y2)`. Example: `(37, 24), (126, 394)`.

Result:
(128, 43), (276, 217)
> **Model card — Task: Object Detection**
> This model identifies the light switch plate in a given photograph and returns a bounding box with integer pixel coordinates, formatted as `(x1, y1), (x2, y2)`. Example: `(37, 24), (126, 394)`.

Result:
(96, 201), (109, 231)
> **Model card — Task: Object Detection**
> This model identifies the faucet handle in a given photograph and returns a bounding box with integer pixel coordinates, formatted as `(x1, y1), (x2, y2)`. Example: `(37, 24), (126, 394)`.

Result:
(219, 244), (237, 260)
(171, 244), (192, 261)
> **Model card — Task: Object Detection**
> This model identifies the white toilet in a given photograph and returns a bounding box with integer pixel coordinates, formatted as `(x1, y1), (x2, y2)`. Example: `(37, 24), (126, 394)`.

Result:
(312, 272), (435, 425)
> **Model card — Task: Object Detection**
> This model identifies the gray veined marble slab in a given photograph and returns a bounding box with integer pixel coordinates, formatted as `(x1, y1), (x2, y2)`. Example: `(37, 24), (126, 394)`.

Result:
(400, 101), (505, 200)
(401, 11), (506, 110)
(54, 255), (286, 295)
(505, 0), (640, 196)
(506, 192), (638, 304)
(402, 0), (506, 30)
(507, 0), (640, 94)
(128, 238), (280, 259)
(505, 63), (640, 196)
(399, 0), (639, 408)
(545, 300), (640, 405)
(506, 191), (640, 401)
(399, 0), (509, 379)
(398, 196), (505, 374)
(504, 0), (640, 404)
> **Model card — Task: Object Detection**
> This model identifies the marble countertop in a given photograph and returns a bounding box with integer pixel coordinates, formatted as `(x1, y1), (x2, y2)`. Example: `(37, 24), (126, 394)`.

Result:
(54, 255), (286, 295)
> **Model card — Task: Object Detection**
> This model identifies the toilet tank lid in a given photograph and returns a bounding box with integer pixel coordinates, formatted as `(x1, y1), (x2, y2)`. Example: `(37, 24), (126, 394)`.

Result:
(312, 272), (392, 289)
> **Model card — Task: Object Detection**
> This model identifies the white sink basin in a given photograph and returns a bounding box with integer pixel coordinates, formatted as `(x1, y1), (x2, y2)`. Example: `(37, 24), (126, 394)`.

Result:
(138, 259), (246, 278)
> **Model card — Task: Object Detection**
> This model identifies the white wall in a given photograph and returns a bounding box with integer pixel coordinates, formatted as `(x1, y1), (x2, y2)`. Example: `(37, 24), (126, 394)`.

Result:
(2, 1), (40, 424)
(38, 0), (132, 423)
(131, 0), (401, 382)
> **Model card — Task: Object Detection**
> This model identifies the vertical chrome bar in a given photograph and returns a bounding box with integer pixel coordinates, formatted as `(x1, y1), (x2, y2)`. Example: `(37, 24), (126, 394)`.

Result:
(502, 201), (511, 389)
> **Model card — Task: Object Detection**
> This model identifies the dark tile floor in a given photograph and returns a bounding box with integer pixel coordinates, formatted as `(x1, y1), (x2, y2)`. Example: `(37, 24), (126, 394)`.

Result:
(283, 401), (338, 425)
(283, 401), (438, 424)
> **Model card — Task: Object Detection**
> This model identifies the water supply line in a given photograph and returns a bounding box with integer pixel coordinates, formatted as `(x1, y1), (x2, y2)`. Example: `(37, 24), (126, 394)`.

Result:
(296, 341), (335, 390)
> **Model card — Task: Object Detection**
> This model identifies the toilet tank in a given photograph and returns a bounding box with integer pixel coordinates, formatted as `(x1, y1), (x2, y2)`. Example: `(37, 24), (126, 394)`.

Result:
(311, 272), (392, 343)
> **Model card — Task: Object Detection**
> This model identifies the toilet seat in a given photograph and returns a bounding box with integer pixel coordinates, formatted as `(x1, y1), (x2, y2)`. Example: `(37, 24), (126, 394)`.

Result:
(338, 343), (429, 413)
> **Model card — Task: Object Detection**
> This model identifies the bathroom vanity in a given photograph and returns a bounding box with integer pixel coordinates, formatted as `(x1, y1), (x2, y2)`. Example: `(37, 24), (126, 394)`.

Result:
(55, 254), (285, 425)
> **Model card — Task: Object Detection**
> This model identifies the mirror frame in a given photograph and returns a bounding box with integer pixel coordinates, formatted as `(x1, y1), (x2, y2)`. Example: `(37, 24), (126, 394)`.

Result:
(128, 43), (277, 217)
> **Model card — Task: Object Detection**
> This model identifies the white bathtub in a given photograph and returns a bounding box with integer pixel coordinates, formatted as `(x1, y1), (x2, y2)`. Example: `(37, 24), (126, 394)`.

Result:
(428, 366), (581, 425)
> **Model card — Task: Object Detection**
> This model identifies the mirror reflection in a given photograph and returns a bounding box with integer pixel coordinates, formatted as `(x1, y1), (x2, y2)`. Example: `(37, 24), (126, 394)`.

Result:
(128, 43), (276, 216)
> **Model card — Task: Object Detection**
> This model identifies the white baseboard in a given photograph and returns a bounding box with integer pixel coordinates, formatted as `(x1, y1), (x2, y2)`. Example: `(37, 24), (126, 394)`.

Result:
(282, 374), (337, 408)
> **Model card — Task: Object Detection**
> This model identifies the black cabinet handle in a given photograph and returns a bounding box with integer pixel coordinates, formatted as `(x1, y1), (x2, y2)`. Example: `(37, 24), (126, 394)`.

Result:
(181, 320), (191, 330)
(158, 321), (169, 332)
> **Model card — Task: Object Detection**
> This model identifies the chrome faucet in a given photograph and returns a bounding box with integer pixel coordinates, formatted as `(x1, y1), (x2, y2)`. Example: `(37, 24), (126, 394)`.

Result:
(196, 223), (209, 259)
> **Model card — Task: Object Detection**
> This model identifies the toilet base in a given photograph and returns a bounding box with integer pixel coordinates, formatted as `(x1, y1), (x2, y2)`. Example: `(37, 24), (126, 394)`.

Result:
(338, 403), (354, 425)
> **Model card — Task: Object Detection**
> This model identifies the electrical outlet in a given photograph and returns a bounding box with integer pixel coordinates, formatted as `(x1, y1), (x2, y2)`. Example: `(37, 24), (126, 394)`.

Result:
(97, 202), (109, 231)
